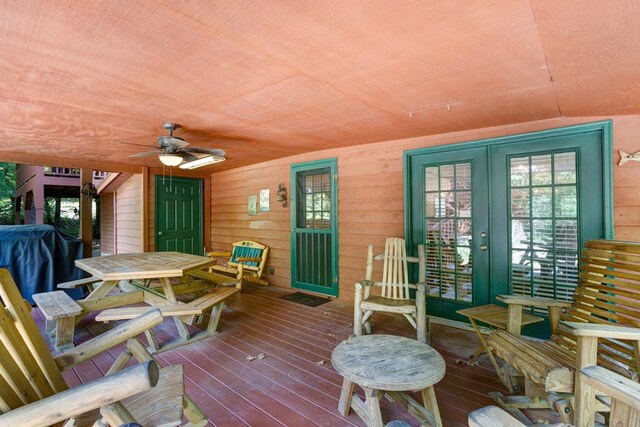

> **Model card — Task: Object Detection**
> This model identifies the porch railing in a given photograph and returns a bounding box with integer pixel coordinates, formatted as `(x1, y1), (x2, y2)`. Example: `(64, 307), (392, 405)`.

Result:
(43, 167), (108, 180)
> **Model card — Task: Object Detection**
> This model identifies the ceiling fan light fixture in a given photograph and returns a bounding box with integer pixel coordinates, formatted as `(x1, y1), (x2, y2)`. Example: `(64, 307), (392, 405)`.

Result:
(158, 154), (183, 167)
(179, 155), (225, 169)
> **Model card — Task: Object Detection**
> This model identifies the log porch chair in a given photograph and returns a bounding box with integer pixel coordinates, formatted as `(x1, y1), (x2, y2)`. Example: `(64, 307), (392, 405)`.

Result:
(353, 237), (429, 344)
(0, 268), (207, 427)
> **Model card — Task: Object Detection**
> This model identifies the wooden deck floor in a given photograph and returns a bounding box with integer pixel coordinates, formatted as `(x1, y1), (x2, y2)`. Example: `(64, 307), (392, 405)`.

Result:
(34, 284), (509, 427)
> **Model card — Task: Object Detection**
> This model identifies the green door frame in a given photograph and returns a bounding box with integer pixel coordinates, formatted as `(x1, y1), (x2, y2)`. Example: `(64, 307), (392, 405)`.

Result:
(154, 175), (203, 254)
(404, 121), (613, 312)
(290, 158), (339, 296)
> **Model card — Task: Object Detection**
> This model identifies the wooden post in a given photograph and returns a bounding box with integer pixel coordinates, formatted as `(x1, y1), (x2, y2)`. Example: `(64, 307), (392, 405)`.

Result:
(574, 335), (598, 427)
(416, 283), (427, 344)
(80, 169), (93, 259)
(33, 179), (45, 224)
(506, 304), (523, 335)
(354, 282), (364, 336)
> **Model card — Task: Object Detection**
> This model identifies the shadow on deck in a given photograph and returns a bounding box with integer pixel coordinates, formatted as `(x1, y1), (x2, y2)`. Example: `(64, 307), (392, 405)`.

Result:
(34, 283), (510, 427)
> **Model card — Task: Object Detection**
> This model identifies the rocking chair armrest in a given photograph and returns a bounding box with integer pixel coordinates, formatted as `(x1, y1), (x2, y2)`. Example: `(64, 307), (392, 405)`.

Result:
(208, 251), (232, 258)
(54, 308), (164, 371)
(580, 365), (640, 410)
(497, 294), (571, 308)
(0, 361), (159, 427)
(372, 253), (421, 264)
(355, 280), (376, 289)
(561, 322), (640, 340)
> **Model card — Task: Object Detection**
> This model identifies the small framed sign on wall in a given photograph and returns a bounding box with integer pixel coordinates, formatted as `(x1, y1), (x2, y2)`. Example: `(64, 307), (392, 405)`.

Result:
(247, 195), (257, 216)
(259, 189), (270, 212)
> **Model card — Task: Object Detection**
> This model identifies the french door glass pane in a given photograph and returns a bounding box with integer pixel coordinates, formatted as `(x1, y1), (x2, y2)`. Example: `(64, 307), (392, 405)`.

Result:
(509, 152), (579, 305)
(424, 162), (473, 303)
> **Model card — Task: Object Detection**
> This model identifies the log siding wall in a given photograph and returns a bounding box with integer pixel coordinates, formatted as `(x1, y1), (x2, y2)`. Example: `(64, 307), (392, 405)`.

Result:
(211, 116), (640, 302)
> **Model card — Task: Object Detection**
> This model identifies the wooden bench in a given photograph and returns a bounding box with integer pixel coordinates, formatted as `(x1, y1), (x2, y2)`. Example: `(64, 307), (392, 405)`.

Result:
(208, 240), (269, 286)
(484, 239), (640, 426)
(33, 290), (82, 350)
(96, 287), (240, 352)
(58, 276), (101, 290)
(188, 269), (241, 289)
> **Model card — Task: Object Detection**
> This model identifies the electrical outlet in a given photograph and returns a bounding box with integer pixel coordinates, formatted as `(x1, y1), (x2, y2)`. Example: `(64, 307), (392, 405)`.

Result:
(269, 267), (275, 275)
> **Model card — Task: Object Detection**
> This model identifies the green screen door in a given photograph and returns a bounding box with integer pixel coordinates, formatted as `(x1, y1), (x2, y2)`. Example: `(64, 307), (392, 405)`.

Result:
(290, 159), (338, 296)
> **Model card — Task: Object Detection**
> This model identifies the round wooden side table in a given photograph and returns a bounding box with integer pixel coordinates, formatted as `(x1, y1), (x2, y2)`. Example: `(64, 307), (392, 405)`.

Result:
(331, 334), (445, 427)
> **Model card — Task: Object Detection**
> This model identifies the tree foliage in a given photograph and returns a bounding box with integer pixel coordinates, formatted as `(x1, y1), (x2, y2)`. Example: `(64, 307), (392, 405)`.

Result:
(0, 163), (16, 224)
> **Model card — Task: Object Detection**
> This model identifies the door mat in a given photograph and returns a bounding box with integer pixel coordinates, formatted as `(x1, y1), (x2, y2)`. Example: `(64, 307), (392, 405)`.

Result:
(279, 292), (332, 307)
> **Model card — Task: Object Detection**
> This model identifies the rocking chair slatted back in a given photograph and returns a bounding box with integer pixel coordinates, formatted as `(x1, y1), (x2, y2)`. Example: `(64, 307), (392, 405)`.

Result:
(0, 269), (68, 413)
(552, 240), (640, 379)
(379, 237), (411, 300)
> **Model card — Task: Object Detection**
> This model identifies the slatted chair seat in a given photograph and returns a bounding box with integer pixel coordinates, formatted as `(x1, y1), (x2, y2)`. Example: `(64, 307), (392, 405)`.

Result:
(353, 237), (429, 343)
(485, 239), (640, 426)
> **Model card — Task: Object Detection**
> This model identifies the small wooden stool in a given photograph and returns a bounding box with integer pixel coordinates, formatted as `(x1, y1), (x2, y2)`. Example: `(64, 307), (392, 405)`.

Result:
(332, 334), (445, 427)
(33, 290), (82, 350)
(457, 304), (543, 392)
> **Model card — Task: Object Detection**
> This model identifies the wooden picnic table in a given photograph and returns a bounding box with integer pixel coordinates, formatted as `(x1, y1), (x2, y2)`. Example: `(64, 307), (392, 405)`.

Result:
(73, 252), (235, 352)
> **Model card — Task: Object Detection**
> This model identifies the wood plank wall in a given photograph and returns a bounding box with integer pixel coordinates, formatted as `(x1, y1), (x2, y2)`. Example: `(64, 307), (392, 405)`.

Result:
(115, 174), (143, 253)
(211, 116), (640, 302)
(99, 193), (114, 255)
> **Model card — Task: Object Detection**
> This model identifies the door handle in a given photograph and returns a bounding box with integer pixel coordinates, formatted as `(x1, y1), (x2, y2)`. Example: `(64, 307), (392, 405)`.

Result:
(158, 231), (163, 236)
(480, 244), (488, 251)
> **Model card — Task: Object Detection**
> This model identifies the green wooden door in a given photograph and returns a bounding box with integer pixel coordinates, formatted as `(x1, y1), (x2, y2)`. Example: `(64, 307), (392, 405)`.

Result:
(407, 147), (490, 319)
(155, 176), (203, 255)
(490, 132), (607, 305)
(291, 159), (338, 296)
(405, 121), (612, 325)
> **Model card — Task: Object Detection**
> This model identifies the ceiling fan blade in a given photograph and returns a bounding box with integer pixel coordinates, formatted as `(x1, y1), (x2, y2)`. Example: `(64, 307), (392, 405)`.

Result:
(129, 151), (160, 157)
(115, 141), (156, 148)
(181, 147), (226, 157)
(158, 136), (189, 148)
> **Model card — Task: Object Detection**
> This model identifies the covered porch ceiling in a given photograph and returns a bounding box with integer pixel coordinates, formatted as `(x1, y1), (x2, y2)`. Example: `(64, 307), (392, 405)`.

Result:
(1, 1), (639, 172)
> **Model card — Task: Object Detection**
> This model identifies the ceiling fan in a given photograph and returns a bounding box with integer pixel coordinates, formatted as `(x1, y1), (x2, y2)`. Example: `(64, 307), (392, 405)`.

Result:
(129, 122), (226, 169)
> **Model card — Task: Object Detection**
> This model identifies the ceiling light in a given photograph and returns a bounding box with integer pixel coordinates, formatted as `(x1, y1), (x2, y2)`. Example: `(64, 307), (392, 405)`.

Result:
(179, 155), (225, 169)
(158, 154), (183, 167)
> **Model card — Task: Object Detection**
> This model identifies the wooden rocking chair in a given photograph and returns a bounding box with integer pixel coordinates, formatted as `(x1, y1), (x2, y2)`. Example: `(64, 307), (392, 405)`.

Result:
(353, 237), (429, 343)
(0, 268), (207, 427)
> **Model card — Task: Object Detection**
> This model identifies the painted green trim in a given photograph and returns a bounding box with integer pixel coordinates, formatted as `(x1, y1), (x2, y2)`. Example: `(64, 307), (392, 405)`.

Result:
(602, 120), (614, 239)
(290, 158), (339, 297)
(405, 120), (614, 243)
(404, 120), (613, 156)
(154, 175), (203, 254)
